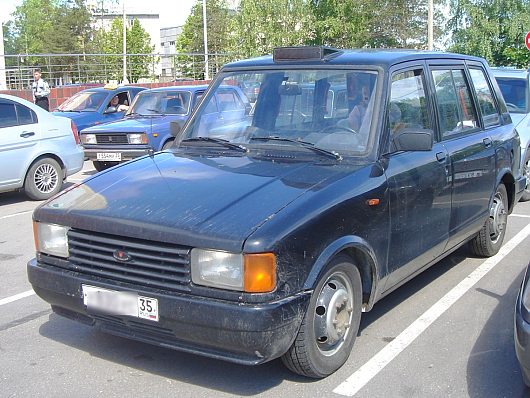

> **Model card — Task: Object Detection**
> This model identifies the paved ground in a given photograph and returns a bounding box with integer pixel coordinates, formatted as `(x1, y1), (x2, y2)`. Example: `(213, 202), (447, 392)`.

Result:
(1, 161), (529, 397)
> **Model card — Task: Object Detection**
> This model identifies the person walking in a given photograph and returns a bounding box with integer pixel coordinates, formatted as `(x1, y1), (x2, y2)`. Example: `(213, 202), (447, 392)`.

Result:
(32, 69), (50, 111)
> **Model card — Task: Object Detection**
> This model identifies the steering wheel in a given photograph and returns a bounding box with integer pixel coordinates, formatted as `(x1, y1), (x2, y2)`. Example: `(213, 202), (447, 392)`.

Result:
(318, 123), (358, 135)
(505, 102), (519, 109)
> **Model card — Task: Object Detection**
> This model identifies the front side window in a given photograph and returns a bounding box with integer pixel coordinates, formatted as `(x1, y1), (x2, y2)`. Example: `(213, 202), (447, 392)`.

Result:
(0, 101), (18, 128)
(469, 68), (500, 128)
(128, 91), (191, 115)
(181, 69), (379, 156)
(432, 69), (478, 138)
(389, 69), (431, 139)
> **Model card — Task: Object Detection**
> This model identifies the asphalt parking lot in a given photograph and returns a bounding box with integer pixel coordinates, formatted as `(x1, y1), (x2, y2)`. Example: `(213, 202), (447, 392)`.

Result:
(1, 161), (530, 398)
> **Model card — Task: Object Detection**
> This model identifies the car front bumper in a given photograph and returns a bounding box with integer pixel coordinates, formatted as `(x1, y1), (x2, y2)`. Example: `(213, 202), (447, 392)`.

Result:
(515, 266), (530, 385)
(27, 258), (309, 365)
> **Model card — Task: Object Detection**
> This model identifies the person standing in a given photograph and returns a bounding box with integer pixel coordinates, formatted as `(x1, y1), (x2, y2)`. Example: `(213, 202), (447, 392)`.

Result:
(32, 69), (50, 111)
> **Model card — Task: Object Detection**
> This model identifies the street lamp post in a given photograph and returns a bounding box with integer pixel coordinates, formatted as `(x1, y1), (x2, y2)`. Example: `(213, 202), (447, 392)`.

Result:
(202, 0), (209, 80)
(428, 0), (433, 50)
(122, 0), (128, 84)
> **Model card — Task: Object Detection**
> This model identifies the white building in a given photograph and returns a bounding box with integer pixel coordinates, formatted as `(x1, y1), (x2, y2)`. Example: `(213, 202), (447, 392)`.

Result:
(160, 26), (182, 80)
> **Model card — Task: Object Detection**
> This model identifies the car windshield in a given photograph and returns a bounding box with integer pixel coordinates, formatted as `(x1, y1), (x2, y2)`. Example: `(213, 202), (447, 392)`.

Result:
(181, 69), (378, 156)
(496, 77), (528, 113)
(129, 90), (191, 115)
(57, 91), (107, 112)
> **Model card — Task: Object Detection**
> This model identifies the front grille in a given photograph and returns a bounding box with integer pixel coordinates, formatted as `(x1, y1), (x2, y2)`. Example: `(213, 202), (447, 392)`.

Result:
(66, 229), (191, 292)
(96, 134), (129, 144)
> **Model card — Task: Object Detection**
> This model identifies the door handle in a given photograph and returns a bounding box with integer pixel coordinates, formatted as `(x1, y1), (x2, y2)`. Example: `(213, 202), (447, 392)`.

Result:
(20, 132), (35, 138)
(436, 151), (446, 162)
(483, 137), (492, 148)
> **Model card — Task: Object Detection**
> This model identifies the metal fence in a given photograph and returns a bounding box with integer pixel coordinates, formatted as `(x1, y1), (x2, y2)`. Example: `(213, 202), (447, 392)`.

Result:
(0, 52), (237, 90)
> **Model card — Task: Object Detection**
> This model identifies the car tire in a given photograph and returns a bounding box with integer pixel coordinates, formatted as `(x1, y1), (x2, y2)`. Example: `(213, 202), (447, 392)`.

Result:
(281, 254), (362, 378)
(162, 139), (174, 150)
(470, 184), (508, 257)
(24, 158), (63, 201)
(93, 161), (118, 172)
(521, 151), (530, 202)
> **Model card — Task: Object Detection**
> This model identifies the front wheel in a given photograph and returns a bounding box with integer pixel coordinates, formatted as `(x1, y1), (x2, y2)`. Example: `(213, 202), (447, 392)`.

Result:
(281, 254), (362, 378)
(24, 158), (63, 200)
(521, 152), (530, 202)
(469, 184), (508, 257)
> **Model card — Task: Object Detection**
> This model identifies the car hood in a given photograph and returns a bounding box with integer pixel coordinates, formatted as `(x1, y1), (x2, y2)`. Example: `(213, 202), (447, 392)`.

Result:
(35, 151), (354, 251)
(81, 115), (188, 133)
(52, 111), (97, 131)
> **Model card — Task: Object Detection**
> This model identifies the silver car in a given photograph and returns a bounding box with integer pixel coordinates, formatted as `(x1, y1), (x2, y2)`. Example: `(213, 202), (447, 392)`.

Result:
(492, 68), (530, 201)
(0, 94), (84, 200)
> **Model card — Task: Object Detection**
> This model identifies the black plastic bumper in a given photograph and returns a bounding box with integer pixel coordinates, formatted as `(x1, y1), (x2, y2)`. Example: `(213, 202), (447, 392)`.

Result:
(27, 258), (310, 365)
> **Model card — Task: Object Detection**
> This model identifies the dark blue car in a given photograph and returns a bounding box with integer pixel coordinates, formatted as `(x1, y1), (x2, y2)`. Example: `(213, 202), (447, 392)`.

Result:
(28, 47), (526, 378)
(80, 85), (250, 171)
(52, 85), (146, 132)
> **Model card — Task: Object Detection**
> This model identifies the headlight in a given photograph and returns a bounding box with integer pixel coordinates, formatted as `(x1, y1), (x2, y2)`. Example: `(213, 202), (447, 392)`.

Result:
(128, 133), (148, 144)
(191, 249), (276, 293)
(33, 222), (70, 258)
(80, 134), (97, 145)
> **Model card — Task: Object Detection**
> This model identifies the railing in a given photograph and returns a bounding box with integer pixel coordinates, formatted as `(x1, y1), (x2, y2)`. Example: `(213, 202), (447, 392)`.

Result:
(0, 52), (236, 90)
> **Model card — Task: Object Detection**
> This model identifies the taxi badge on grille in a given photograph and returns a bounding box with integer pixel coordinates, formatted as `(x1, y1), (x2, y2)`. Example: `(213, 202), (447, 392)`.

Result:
(113, 249), (132, 262)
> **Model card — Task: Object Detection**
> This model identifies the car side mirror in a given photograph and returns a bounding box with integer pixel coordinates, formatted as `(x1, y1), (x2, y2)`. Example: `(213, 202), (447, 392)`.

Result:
(105, 106), (117, 114)
(170, 121), (181, 137)
(393, 128), (434, 152)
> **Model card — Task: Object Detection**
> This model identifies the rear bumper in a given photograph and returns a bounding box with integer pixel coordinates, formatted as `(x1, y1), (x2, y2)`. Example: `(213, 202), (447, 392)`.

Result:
(27, 258), (309, 365)
(63, 146), (85, 177)
(84, 146), (151, 161)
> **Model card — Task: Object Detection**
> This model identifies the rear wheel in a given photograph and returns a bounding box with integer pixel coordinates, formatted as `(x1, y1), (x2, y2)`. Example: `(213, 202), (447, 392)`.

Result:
(92, 160), (118, 172)
(281, 254), (362, 378)
(24, 158), (63, 200)
(521, 152), (530, 202)
(470, 183), (508, 257)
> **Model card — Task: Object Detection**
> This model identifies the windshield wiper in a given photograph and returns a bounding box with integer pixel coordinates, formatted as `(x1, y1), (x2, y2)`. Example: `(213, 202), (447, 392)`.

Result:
(181, 137), (248, 152)
(250, 136), (342, 160)
(58, 109), (81, 113)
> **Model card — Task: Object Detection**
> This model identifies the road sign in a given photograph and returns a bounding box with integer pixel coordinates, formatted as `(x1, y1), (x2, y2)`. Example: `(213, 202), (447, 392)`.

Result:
(526, 31), (530, 51)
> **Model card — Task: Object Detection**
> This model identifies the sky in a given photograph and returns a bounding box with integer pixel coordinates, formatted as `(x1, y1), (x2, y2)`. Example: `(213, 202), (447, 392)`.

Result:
(0, 0), (197, 28)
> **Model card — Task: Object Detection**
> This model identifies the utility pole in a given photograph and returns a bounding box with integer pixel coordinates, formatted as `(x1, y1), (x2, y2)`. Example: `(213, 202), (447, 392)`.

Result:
(0, 21), (6, 90)
(122, 0), (128, 83)
(202, 0), (209, 80)
(428, 0), (433, 50)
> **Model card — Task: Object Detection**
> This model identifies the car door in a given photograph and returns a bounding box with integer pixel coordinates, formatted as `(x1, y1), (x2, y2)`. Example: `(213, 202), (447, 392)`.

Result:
(428, 64), (496, 249)
(0, 99), (40, 189)
(382, 65), (452, 290)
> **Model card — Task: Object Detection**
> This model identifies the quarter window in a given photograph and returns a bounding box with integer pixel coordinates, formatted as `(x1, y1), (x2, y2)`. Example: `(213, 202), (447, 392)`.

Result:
(432, 69), (478, 139)
(469, 68), (500, 128)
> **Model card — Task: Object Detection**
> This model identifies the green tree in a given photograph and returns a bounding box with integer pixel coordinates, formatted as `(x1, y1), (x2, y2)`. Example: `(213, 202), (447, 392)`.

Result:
(175, 0), (233, 79)
(448, 0), (530, 67)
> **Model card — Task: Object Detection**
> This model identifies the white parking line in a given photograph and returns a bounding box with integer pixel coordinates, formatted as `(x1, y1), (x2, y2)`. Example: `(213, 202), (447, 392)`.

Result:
(0, 210), (33, 220)
(511, 214), (530, 219)
(0, 290), (35, 307)
(334, 223), (530, 397)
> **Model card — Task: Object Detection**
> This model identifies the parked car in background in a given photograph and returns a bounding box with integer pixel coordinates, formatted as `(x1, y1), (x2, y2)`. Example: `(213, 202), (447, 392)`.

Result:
(515, 261), (530, 387)
(52, 84), (146, 132)
(492, 68), (530, 201)
(0, 94), (84, 200)
(28, 47), (525, 378)
(80, 84), (250, 171)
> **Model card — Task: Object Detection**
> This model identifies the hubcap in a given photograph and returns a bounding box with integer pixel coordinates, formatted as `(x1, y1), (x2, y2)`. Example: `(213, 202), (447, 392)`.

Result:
(489, 190), (507, 244)
(313, 272), (354, 356)
(524, 160), (530, 194)
(34, 163), (58, 194)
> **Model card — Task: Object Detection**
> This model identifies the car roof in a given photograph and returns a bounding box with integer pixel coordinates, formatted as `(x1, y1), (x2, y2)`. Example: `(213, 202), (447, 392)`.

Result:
(223, 48), (486, 70)
(491, 67), (529, 79)
(141, 84), (210, 93)
(80, 86), (146, 94)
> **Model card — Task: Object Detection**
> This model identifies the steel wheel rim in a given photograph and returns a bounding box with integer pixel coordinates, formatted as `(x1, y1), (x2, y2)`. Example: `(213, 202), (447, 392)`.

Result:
(489, 190), (507, 244)
(34, 163), (59, 194)
(313, 271), (354, 356)
(524, 159), (530, 195)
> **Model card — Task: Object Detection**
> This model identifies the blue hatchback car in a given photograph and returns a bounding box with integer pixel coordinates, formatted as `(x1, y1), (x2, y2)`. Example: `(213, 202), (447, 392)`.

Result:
(80, 85), (250, 171)
(52, 85), (146, 132)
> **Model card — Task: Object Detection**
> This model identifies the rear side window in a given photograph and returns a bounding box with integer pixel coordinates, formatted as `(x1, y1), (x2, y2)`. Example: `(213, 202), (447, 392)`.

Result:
(469, 68), (500, 128)
(432, 69), (478, 138)
(16, 104), (37, 125)
(389, 69), (431, 137)
(0, 101), (18, 128)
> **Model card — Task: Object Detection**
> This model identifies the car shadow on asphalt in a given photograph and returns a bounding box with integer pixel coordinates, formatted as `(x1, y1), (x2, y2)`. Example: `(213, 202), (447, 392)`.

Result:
(359, 246), (469, 332)
(0, 191), (31, 206)
(466, 267), (529, 397)
(38, 314), (311, 395)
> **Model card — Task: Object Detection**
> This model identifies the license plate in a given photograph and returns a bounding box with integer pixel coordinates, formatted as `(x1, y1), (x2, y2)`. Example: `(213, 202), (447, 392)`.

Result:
(96, 152), (121, 161)
(82, 285), (159, 322)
